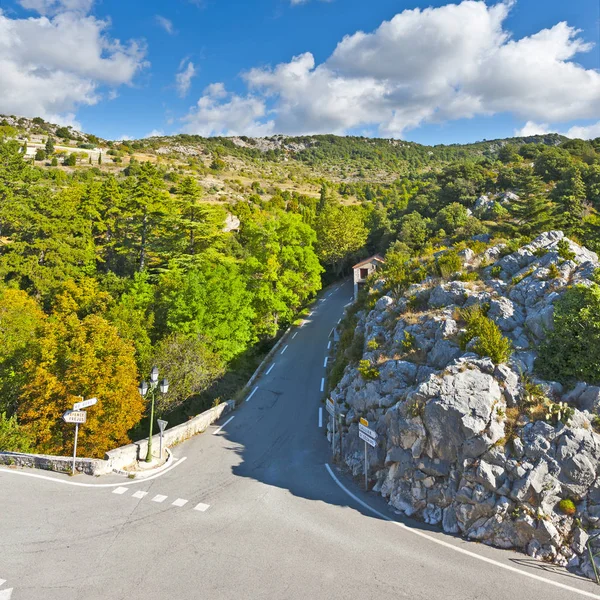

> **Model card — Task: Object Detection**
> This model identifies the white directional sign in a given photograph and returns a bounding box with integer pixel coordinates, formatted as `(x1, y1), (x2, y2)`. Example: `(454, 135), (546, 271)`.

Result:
(359, 429), (377, 447)
(73, 397), (97, 410)
(62, 410), (87, 424)
(157, 419), (168, 433)
(358, 422), (377, 440)
(325, 398), (335, 416)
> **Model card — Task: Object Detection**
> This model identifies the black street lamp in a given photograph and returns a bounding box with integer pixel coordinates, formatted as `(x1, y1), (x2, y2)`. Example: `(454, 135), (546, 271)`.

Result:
(138, 367), (169, 462)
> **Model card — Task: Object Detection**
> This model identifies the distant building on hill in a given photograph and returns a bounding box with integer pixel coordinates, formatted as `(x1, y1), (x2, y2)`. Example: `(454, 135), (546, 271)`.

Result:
(352, 255), (385, 301)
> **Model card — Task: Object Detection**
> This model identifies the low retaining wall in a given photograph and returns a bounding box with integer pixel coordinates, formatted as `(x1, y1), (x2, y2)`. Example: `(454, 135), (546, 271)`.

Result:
(0, 400), (235, 476)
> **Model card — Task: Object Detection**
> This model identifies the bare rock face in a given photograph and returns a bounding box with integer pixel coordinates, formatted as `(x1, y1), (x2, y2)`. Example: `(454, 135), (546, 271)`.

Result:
(330, 231), (600, 580)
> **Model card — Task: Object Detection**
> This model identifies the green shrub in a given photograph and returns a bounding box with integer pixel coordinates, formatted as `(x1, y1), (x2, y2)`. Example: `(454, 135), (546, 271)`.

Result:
(547, 263), (560, 279)
(0, 412), (32, 452)
(544, 401), (574, 425)
(459, 305), (512, 364)
(402, 331), (416, 352)
(436, 250), (462, 279)
(491, 265), (502, 278)
(366, 339), (379, 351)
(358, 359), (379, 380)
(558, 498), (576, 516)
(511, 268), (534, 286)
(537, 284), (600, 384)
(557, 239), (576, 261)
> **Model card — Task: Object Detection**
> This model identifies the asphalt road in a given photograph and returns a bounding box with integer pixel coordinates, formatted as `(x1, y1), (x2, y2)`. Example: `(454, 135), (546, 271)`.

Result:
(1, 280), (599, 600)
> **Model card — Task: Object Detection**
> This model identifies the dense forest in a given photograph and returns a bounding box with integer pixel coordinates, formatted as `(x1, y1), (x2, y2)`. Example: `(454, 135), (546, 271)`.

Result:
(0, 119), (598, 459)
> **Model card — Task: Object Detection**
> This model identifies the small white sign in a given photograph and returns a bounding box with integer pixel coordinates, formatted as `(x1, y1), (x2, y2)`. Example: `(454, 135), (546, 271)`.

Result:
(325, 398), (335, 416)
(359, 422), (377, 439)
(359, 430), (377, 447)
(63, 410), (87, 424)
(157, 419), (168, 433)
(73, 397), (97, 411)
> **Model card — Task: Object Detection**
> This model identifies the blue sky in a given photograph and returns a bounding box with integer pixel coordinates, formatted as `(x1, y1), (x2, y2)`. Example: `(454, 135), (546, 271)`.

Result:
(2, 0), (599, 144)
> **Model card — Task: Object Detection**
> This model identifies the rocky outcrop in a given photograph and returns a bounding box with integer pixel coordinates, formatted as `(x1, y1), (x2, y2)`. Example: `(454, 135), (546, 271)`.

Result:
(330, 231), (600, 577)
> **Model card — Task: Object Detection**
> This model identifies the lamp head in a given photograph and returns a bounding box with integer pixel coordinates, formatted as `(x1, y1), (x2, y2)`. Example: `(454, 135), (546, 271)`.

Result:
(150, 366), (159, 383)
(138, 381), (149, 397)
(159, 378), (169, 394)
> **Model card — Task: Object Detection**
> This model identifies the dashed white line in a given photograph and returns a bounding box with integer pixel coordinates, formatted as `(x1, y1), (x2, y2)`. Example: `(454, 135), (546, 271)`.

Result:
(319, 407), (323, 428)
(327, 341), (331, 350)
(292, 331), (298, 339)
(280, 345), (288, 355)
(266, 364), (275, 375)
(320, 378), (325, 392)
(152, 494), (167, 503)
(132, 490), (148, 499)
(212, 415), (235, 435)
(323, 357), (328, 368)
(112, 487), (128, 495)
(172, 498), (188, 507)
(0, 580), (5, 587)
(194, 502), (210, 512)
(329, 328), (334, 337)
(246, 386), (259, 402)
(324, 464), (600, 600)
(337, 318), (341, 324)
(0, 586), (12, 600)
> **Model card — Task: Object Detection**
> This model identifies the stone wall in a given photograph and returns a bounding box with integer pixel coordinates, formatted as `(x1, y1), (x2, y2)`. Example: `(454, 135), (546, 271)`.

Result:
(1, 400), (235, 476)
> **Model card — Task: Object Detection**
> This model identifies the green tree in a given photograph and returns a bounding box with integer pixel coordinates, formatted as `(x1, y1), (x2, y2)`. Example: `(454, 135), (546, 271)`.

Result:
(398, 211), (431, 251)
(45, 137), (55, 156)
(315, 204), (368, 276)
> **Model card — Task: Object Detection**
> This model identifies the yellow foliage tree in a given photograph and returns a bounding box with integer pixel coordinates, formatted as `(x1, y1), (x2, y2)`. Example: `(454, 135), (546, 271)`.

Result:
(18, 310), (143, 458)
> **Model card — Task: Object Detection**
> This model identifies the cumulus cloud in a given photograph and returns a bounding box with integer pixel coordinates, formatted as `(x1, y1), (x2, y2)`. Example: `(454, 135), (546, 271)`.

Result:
(144, 129), (164, 138)
(18, 0), (94, 15)
(565, 121), (600, 140)
(184, 0), (600, 137)
(0, 7), (147, 124)
(182, 83), (274, 137)
(514, 121), (551, 136)
(175, 60), (197, 97)
(155, 15), (175, 35)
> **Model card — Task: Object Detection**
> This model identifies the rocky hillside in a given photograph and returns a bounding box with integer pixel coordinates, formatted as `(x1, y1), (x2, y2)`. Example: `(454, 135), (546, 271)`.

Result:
(331, 231), (600, 578)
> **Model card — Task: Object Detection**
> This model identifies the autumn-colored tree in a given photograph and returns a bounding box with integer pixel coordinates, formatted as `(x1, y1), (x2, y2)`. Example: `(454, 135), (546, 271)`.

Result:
(0, 288), (45, 415)
(18, 298), (143, 458)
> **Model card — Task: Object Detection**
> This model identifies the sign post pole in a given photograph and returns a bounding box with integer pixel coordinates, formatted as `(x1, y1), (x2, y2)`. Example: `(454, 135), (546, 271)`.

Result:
(72, 422), (79, 476)
(157, 419), (168, 459)
(364, 439), (367, 490)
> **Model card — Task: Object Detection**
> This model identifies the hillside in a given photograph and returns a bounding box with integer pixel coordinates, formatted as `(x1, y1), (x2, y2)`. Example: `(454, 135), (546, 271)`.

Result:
(0, 114), (598, 471)
(330, 231), (600, 578)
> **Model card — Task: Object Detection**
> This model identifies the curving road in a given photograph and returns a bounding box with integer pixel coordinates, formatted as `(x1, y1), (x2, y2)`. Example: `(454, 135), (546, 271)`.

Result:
(1, 280), (599, 600)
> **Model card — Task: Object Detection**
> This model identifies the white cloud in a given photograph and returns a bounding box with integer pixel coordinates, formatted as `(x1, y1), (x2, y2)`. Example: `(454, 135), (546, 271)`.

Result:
(565, 121), (600, 140)
(0, 8), (147, 124)
(514, 121), (550, 136)
(182, 83), (274, 137)
(185, 0), (600, 137)
(19, 0), (94, 15)
(118, 134), (132, 140)
(175, 61), (196, 97)
(144, 129), (164, 138)
(155, 15), (175, 35)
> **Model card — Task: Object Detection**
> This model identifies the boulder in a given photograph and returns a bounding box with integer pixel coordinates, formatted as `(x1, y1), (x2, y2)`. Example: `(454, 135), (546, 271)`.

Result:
(422, 367), (502, 462)
(427, 339), (461, 370)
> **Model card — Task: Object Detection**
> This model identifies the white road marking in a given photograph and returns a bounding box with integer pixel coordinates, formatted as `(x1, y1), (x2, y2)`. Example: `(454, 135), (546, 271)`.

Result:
(329, 328), (334, 337)
(212, 415), (235, 435)
(320, 378), (325, 392)
(0, 588), (12, 600)
(246, 386), (259, 402)
(152, 494), (167, 503)
(112, 487), (128, 495)
(0, 580), (5, 587)
(337, 318), (341, 324)
(324, 464), (600, 600)
(266, 364), (275, 375)
(319, 407), (323, 428)
(280, 345), (288, 355)
(0, 456), (188, 488)
(344, 302), (352, 308)
(172, 498), (188, 507)
(308, 311), (313, 317)
(327, 341), (331, 350)
(194, 502), (210, 512)
(292, 332), (298, 339)
(323, 357), (328, 367)
(132, 491), (148, 499)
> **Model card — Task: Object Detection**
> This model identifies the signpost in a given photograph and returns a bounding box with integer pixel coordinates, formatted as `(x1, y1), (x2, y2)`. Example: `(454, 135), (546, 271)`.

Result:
(157, 419), (168, 459)
(325, 398), (336, 456)
(358, 417), (377, 489)
(63, 397), (98, 476)
(73, 397), (97, 411)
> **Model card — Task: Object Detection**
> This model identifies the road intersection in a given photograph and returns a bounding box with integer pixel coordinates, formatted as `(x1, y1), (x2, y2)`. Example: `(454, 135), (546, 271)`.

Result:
(1, 280), (599, 599)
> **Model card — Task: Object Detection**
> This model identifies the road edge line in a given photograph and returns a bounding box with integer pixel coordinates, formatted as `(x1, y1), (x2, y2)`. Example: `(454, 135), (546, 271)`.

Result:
(324, 463), (600, 599)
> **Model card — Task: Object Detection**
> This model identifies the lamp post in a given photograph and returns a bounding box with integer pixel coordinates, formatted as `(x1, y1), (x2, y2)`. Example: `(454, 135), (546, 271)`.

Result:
(138, 367), (169, 463)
